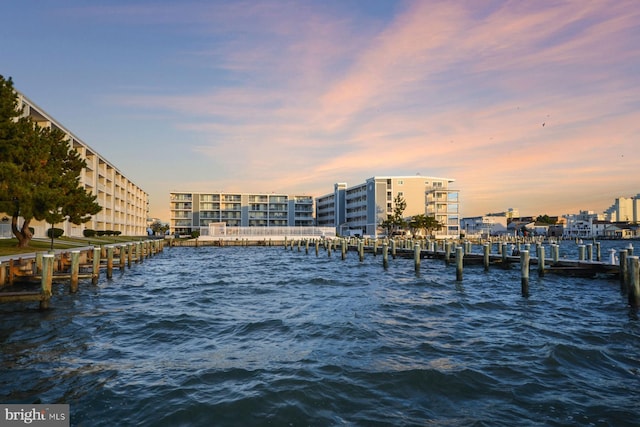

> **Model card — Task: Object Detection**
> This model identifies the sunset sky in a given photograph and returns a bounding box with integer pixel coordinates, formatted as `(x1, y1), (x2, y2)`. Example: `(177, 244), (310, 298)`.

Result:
(2, 0), (638, 221)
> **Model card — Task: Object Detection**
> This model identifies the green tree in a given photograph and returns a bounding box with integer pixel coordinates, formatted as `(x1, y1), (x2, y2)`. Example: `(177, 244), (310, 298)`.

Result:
(0, 75), (102, 248)
(381, 194), (407, 235)
(150, 220), (169, 236)
(535, 214), (557, 225)
(409, 214), (442, 237)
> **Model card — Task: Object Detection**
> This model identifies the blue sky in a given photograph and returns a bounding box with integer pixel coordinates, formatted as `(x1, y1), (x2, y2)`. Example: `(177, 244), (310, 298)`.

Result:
(2, 0), (639, 221)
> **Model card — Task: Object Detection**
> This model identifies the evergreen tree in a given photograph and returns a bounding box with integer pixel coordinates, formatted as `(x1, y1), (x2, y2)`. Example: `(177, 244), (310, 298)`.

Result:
(0, 75), (101, 247)
(380, 194), (407, 235)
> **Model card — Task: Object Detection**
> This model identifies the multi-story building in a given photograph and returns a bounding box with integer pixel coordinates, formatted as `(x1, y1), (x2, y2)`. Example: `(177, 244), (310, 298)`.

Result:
(1, 91), (149, 237)
(315, 175), (460, 238)
(604, 195), (640, 223)
(563, 210), (603, 238)
(169, 192), (315, 235)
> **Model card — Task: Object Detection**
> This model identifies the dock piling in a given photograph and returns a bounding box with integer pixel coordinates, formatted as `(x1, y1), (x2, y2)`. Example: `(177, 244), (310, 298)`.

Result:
(628, 256), (640, 307)
(39, 255), (54, 310)
(70, 251), (80, 293)
(620, 249), (629, 294)
(92, 247), (101, 285)
(483, 244), (490, 271)
(521, 250), (530, 297)
(455, 246), (463, 281)
(383, 243), (389, 269)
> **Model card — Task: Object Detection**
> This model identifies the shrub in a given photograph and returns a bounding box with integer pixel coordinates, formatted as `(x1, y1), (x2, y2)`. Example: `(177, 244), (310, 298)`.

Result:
(191, 230), (200, 239)
(83, 229), (96, 237)
(96, 230), (105, 236)
(47, 227), (64, 238)
(114, 231), (122, 236)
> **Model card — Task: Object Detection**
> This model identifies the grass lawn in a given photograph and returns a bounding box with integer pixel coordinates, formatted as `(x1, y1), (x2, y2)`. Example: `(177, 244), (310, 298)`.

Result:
(0, 236), (150, 257)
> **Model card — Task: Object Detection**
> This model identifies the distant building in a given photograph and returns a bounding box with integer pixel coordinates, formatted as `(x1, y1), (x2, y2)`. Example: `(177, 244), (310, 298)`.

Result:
(563, 211), (602, 238)
(316, 175), (460, 238)
(604, 194), (640, 223)
(460, 215), (508, 237)
(0, 90), (149, 237)
(169, 192), (314, 235)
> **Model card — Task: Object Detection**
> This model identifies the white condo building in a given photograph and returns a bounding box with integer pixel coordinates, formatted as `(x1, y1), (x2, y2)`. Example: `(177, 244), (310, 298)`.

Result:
(169, 191), (316, 236)
(603, 195), (640, 223)
(316, 176), (460, 238)
(1, 91), (149, 238)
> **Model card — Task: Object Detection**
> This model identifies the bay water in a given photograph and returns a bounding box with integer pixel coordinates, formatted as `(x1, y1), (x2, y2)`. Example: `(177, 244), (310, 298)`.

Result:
(1, 242), (639, 426)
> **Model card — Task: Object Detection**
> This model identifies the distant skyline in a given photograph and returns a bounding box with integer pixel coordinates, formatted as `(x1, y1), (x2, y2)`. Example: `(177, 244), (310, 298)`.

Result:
(2, 1), (638, 221)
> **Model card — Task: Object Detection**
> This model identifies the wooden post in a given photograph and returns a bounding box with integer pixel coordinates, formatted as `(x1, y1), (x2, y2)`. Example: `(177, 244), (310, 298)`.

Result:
(483, 244), (490, 271)
(383, 243), (389, 269)
(595, 242), (601, 262)
(297, 240), (301, 252)
(305, 239), (309, 255)
(445, 241), (452, 266)
(359, 240), (364, 262)
(414, 243), (421, 273)
(521, 250), (530, 297)
(391, 239), (397, 259)
(40, 254), (54, 310)
(327, 241), (332, 257)
(70, 251), (80, 293)
(315, 240), (319, 257)
(455, 246), (463, 281)
(578, 245), (585, 261)
(92, 247), (101, 285)
(628, 256), (640, 307)
(0, 261), (5, 286)
(341, 239), (346, 260)
(586, 244), (593, 261)
(8, 259), (14, 285)
(36, 252), (44, 274)
(106, 246), (114, 279)
(127, 243), (133, 268)
(119, 244), (126, 271)
(373, 239), (378, 257)
(620, 249), (629, 294)
(552, 244), (559, 264)
(538, 245), (545, 276)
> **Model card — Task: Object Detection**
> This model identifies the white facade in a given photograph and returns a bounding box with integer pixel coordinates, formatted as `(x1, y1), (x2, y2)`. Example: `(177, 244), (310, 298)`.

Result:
(3, 91), (149, 237)
(460, 215), (508, 237)
(563, 211), (602, 238)
(170, 191), (314, 235)
(604, 195), (640, 223)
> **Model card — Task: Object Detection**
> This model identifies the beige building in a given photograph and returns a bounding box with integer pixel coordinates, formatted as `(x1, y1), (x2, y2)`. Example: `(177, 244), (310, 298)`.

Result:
(0, 91), (149, 238)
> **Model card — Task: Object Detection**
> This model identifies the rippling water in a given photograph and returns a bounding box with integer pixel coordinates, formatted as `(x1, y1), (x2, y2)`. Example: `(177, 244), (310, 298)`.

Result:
(1, 242), (639, 426)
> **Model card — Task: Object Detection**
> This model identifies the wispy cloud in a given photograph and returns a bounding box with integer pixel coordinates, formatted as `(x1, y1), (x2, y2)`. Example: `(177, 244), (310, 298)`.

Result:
(93, 0), (639, 216)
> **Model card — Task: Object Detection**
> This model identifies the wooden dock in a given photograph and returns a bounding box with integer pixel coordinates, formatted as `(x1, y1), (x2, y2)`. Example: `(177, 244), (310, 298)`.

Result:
(0, 239), (165, 309)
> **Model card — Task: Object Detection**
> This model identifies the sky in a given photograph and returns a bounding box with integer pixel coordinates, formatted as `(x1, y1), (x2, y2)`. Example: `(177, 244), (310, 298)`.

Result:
(1, 0), (639, 222)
